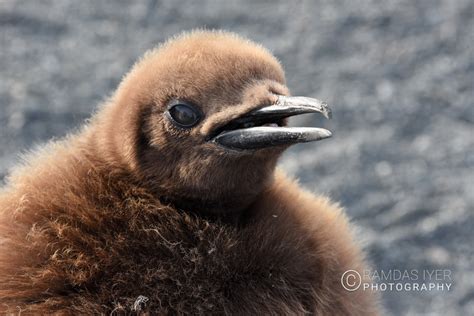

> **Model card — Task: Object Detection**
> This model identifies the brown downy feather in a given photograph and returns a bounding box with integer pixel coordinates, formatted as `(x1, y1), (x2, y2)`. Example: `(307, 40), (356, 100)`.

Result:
(0, 30), (378, 315)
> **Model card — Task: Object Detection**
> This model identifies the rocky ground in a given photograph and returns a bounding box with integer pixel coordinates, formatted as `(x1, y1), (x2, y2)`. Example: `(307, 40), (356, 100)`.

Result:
(0, 0), (473, 314)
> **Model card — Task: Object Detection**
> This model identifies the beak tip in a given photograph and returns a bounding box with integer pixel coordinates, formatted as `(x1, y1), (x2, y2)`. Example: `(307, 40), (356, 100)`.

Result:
(321, 102), (332, 119)
(318, 129), (332, 140)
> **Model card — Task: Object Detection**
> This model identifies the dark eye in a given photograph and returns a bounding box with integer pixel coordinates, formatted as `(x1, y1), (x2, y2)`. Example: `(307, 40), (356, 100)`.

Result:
(166, 100), (202, 128)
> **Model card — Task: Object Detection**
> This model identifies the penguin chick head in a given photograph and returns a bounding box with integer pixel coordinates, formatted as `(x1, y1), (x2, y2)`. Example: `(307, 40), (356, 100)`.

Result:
(97, 30), (331, 214)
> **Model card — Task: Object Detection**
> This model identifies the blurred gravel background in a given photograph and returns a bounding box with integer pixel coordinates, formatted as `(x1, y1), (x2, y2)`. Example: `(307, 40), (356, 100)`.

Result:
(0, 0), (473, 314)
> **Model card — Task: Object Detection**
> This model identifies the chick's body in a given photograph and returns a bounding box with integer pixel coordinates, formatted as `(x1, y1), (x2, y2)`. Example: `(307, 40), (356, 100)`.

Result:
(0, 31), (378, 315)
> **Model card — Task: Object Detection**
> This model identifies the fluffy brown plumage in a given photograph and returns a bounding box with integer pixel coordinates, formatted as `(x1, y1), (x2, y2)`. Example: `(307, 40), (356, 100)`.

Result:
(0, 30), (378, 314)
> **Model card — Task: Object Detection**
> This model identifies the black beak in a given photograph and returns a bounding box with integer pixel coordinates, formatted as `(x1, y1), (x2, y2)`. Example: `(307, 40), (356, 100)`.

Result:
(210, 96), (332, 150)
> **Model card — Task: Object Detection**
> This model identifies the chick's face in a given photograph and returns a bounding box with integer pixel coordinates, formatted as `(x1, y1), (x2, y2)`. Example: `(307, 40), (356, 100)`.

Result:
(107, 32), (331, 213)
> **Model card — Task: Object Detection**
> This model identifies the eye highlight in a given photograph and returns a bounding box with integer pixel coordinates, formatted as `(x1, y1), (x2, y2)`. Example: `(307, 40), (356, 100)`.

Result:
(166, 100), (202, 128)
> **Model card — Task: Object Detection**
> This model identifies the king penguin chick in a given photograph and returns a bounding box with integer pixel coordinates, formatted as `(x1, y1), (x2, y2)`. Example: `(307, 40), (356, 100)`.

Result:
(0, 30), (378, 315)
